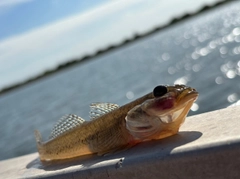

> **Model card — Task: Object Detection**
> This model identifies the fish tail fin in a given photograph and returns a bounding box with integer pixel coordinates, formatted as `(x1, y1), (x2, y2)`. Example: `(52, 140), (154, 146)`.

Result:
(34, 130), (45, 159)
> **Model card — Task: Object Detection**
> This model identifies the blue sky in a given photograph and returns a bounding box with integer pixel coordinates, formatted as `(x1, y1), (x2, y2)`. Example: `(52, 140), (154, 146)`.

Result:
(0, 0), (108, 40)
(0, 0), (220, 90)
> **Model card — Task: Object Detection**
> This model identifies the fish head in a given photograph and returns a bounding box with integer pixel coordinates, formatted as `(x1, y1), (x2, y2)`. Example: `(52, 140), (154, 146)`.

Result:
(125, 84), (198, 141)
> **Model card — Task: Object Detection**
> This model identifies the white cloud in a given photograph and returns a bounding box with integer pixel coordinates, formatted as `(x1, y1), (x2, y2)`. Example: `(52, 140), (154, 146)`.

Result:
(0, 0), (32, 7)
(0, 0), (221, 90)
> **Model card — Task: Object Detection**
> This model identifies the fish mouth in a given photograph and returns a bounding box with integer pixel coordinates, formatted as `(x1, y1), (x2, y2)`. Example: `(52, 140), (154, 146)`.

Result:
(142, 85), (198, 125)
(173, 91), (198, 111)
(156, 88), (198, 123)
(175, 87), (198, 105)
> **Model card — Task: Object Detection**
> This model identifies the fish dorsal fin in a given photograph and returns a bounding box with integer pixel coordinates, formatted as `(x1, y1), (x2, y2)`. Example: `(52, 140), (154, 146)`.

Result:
(49, 114), (85, 140)
(89, 103), (119, 120)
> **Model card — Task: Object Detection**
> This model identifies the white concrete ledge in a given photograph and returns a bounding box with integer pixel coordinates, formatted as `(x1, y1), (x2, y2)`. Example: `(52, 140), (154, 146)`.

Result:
(1, 106), (240, 179)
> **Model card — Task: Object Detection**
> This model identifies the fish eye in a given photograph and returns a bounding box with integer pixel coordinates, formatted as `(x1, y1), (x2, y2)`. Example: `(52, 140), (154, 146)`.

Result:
(153, 85), (168, 97)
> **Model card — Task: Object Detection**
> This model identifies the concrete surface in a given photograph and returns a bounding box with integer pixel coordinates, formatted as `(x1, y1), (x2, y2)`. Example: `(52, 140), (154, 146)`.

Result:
(1, 106), (240, 179)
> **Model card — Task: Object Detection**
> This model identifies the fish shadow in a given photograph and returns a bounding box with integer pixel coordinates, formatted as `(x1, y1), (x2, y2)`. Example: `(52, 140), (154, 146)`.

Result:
(26, 131), (202, 171)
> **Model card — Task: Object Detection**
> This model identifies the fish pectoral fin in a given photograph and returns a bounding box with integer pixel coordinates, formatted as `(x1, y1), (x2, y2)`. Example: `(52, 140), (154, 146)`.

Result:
(49, 114), (86, 140)
(89, 102), (120, 120)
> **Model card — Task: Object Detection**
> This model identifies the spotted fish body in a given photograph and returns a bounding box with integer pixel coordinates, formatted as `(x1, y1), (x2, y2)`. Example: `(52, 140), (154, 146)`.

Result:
(35, 85), (198, 161)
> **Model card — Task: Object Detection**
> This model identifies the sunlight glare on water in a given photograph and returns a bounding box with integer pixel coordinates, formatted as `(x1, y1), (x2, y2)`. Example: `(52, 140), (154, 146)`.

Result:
(191, 103), (199, 112)
(174, 76), (188, 85)
(227, 93), (238, 103)
(162, 53), (170, 61)
(126, 91), (134, 99)
(215, 76), (224, 84)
